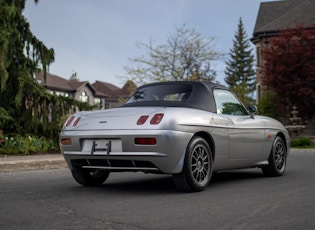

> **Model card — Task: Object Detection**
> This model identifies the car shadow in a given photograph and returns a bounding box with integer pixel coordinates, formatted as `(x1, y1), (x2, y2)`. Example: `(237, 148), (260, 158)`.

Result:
(210, 169), (265, 186)
(69, 169), (265, 195)
(69, 174), (178, 195)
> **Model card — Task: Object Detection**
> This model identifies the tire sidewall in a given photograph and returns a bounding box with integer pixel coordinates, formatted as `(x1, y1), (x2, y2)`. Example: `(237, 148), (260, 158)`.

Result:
(270, 136), (287, 176)
(183, 137), (213, 191)
(71, 169), (109, 186)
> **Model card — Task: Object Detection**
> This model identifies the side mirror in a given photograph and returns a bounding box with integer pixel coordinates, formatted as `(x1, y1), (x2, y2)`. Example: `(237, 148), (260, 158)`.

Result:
(247, 105), (257, 119)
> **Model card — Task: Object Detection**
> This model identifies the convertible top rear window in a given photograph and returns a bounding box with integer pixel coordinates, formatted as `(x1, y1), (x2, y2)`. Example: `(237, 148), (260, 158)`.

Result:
(123, 81), (226, 113)
(126, 84), (193, 103)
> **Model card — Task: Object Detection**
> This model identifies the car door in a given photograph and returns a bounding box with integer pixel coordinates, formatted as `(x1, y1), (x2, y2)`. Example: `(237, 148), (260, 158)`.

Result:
(213, 89), (265, 160)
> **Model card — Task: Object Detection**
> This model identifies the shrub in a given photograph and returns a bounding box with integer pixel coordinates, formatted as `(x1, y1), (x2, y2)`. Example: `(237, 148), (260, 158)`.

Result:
(0, 133), (58, 155)
(291, 137), (313, 147)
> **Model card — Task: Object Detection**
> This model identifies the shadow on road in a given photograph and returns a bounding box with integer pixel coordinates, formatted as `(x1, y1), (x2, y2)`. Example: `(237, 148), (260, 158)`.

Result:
(211, 169), (264, 185)
(67, 169), (265, 195)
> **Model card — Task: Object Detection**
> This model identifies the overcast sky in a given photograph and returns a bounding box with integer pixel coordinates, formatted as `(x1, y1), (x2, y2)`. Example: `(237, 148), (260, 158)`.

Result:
(24, 0), (275, 87)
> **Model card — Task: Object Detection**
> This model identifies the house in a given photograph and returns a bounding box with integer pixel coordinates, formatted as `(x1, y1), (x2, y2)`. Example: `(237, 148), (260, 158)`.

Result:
(251, 0), (315, 103)
(92, 79), (136, 108)
(36, 72), (133, 109)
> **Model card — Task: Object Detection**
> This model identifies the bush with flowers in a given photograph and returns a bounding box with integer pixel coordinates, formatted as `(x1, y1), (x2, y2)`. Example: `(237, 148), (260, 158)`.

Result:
(0, 132), (58, 155)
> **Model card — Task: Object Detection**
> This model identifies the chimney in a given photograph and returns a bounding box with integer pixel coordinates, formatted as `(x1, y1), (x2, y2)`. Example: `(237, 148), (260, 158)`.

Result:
(69, 71), (79, 82)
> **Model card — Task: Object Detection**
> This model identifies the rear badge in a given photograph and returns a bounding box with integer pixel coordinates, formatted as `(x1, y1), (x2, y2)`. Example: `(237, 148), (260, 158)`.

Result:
(99, 121), (108, 124)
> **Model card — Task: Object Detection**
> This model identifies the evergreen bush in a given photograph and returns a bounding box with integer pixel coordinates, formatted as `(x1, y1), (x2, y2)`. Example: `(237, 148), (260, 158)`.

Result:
(291, 137), (313, 147)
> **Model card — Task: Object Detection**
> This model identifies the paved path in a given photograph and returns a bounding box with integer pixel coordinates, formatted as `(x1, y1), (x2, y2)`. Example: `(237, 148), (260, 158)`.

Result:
(0, 153), (66, 172)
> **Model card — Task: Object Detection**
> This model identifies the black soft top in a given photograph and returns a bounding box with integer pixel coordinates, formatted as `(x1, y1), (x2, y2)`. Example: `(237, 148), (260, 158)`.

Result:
(122, 81), (228, 113)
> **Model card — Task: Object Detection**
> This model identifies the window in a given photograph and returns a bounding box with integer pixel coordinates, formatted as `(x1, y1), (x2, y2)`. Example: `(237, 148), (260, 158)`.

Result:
(213, 89), (248, 115)
(256, 46), (261, 67)
(94, 98), (100, 105)
(79, 91), (89, 103)
(257, 85), (261, 103)
(126, 84), (192, 103)
(53, 91), (69, 97)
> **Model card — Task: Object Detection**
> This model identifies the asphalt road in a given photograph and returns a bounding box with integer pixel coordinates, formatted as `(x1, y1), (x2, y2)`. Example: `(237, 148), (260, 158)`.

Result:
(1, 149), (315, 230)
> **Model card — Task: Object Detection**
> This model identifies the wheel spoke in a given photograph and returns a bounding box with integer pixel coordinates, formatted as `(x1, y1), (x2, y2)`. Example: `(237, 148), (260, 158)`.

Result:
(274, 142), (285, 170)
(190, 145), (211, 183)
(192, 167), (198, 174)
(174, 137), (213, 192)
(262, 137), (287, 177)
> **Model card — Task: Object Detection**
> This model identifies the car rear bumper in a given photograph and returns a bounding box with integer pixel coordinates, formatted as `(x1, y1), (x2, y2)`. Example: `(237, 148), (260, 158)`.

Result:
(60, 129), (193, 174)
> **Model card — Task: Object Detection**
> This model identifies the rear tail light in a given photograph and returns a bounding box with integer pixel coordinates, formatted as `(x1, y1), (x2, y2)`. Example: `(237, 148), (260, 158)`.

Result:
(137, 115), (149, 125)
(61, 138), (72, 145)
(72, 117), (81, 126)
(65, 116), (75, 126)
(136, 114), (164, 125)
(65, 116), (81, 127)
(135, 137), (157, 145)
(150, 113), (164, 124)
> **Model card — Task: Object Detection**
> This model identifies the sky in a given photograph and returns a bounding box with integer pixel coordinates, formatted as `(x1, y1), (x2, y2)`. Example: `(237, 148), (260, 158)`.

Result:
(24, 0), (276, 87)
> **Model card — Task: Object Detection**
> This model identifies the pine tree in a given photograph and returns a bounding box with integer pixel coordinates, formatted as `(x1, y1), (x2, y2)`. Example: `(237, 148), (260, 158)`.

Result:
(225, 18), (256, 105)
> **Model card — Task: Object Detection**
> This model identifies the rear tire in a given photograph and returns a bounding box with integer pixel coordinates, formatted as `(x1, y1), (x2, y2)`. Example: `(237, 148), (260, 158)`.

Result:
(71, 169), (110, 186)
(173, 136), (213, 192)
(262, 136), (287, 177)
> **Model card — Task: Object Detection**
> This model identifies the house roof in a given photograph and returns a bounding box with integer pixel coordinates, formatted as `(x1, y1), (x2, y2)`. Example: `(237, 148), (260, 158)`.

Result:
(36, 72), (73, 92)
(119, 80), (136, 97)
(253, 0), (315, 36)
(92, 81), (121, 99)
(92, 80), (137, 101)
(36, 72), (135, 101)
(36, 72), (95, 94)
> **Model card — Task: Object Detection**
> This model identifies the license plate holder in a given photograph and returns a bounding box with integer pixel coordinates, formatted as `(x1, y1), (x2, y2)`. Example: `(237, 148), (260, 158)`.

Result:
(91, 140), (111, 154)
(83, 139), (122, 155)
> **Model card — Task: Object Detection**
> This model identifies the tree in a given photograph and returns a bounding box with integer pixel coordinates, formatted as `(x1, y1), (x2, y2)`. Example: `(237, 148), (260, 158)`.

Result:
(0, 0), (91, 142)
(123, 25), (222, 85)
(261, 26), (315, 120)
(257, 91), (279, 118)
(225, 18), (256, 105)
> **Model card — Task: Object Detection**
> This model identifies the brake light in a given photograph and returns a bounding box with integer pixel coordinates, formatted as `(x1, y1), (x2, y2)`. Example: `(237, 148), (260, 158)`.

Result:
(72, 117), (81, 126)
(150, 113), (164, 124)
(65, 116), (75, 126)
(137, 115), (149, 125)
(61, 138), (72, 145)
(135, 138), (157, 145)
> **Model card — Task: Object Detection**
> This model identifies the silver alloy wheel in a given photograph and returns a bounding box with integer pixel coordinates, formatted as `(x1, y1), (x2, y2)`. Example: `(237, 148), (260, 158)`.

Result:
(262, 136), (287, 177)
(274, 140), (285, 171)
(191, 143), (210, 185)
(173, 136), (213, 192)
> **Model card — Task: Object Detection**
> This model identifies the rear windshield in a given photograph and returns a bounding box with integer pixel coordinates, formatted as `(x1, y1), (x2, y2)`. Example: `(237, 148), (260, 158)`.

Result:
(126, 84), (193, 104)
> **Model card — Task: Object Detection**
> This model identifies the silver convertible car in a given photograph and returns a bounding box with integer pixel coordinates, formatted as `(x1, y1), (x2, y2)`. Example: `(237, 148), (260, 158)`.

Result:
(60, 81), (290, 192)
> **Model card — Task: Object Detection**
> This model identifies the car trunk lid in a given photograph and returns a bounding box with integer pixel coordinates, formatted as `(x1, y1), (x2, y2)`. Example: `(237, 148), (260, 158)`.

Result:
(64, 107), (164, 130)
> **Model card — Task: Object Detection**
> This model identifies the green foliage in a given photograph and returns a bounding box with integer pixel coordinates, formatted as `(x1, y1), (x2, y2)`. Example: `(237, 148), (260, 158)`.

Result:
(0, 133), (58, 155)
(257, 91), (279, 118)
(291, 137), (313, 148)
(0, 0), (93, 145)
(0, 107), (14, 129)
(261, 26), (315, 120)
(225, 18), (256, 105)
(123, 24), (222, 85)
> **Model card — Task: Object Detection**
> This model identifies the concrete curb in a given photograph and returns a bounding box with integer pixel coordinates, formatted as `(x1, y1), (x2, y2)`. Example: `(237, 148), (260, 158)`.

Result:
(0, 154), (67, 173)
